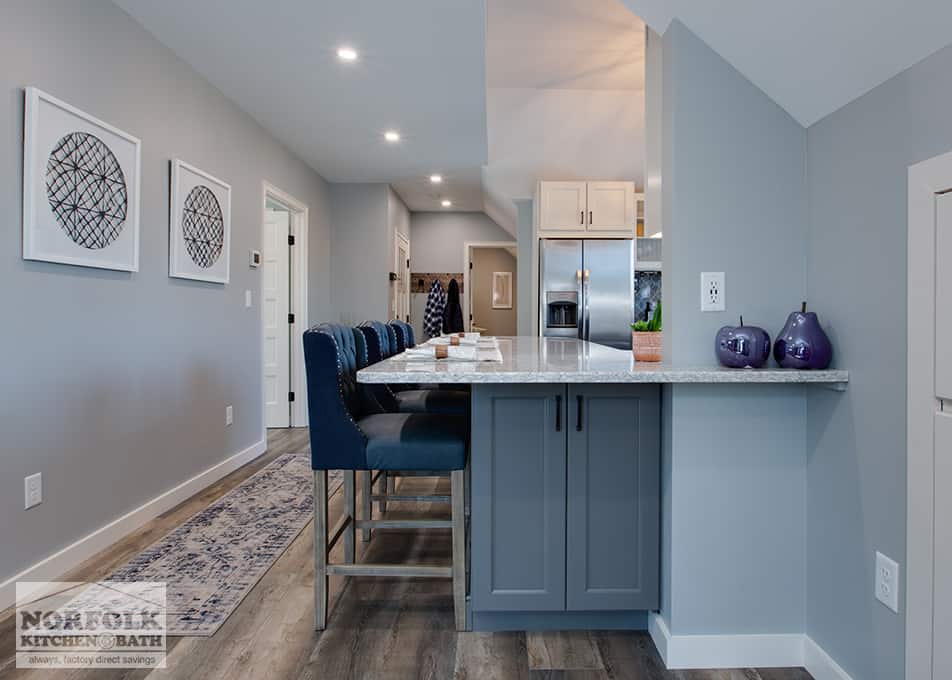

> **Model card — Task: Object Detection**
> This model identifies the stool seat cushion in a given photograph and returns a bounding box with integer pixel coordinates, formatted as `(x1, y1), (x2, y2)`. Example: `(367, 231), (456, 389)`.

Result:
(359, 413), (467, 471)
(395, 389), (470, 416)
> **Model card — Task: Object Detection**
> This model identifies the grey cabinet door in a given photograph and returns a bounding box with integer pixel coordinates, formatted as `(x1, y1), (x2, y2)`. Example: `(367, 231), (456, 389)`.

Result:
(471, 384), (567, 611)
(566, 384), (660, 610)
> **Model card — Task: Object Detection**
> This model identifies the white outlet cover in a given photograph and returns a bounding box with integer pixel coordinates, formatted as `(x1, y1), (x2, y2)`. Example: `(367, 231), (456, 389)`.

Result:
(875, 551), (900, 613)
(225, 405), (234, 426)
(701, 272), (726, 312)
(24, 473), (42, 510)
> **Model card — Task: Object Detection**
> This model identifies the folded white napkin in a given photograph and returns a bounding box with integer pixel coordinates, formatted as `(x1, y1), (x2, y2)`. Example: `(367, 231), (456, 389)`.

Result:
(404, 346), (478, 361)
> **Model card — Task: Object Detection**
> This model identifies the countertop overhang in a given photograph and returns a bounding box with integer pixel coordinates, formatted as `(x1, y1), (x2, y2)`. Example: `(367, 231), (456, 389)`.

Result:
(356, 337), (849, 387)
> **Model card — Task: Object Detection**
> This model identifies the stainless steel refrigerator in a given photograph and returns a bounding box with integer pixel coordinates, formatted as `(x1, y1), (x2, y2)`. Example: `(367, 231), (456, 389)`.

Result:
(539, 239), (634, 350)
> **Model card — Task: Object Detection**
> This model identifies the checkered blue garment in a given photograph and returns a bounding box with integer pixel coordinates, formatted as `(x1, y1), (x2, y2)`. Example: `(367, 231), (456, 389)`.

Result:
(423, 279), (447, 338)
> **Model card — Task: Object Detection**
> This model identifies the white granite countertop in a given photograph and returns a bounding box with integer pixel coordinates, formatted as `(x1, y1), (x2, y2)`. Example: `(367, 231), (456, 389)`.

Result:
(356, 337), (850, 386)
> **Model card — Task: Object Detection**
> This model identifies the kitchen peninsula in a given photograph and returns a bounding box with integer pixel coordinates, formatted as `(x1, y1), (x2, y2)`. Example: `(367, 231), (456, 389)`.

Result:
(357, 337), (848, 631)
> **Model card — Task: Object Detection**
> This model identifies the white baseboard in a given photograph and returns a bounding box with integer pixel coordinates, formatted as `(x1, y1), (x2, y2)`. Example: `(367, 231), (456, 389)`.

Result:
(0, 438), (267, 611)
(804, 635), (853, 680)
(648, 613), (854, 679)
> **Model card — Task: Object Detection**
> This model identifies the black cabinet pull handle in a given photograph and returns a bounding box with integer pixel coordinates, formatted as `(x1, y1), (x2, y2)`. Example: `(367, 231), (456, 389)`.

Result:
(555, 395), (562, 431)
(580, 210), (584, 225)
(589, 210), (593, 224)
(576, 395), (583, 431)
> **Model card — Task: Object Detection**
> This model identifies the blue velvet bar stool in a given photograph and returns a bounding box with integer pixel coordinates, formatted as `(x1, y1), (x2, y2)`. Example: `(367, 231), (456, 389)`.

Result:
(356, 320), (470, 535)
(303, 323), (468, 631)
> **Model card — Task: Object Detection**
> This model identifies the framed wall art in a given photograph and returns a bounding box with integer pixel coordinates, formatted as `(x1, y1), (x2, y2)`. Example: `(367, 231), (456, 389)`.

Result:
(169, 159), (231, 284)
(492, 271), (512, 309)
(22, 87), (141, 272)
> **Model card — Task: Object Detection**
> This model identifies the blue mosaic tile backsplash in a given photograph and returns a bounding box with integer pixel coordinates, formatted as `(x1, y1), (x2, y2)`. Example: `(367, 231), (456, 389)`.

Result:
(634, 271), (661, 323)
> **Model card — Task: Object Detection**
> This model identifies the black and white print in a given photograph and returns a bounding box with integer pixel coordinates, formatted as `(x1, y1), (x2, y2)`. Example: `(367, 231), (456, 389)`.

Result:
(23, 87), (141, 271)
(169, 159), (231, 284)
(182, 185), (224, 268)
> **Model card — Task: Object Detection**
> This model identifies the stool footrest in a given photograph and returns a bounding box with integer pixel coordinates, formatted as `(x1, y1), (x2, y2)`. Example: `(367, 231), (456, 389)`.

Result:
(371, 494), (451, 503)
(325, 564), (452, 578)
(355, 519), (451, 529)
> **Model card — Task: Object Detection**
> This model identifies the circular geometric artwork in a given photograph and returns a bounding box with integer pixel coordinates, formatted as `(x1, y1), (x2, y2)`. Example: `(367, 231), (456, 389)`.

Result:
(46, 132), (128, 250)
(181, 185), (224, 268)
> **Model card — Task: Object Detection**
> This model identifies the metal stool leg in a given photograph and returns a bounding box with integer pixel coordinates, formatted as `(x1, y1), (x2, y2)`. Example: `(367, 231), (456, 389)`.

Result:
(313, 470), (328, 630)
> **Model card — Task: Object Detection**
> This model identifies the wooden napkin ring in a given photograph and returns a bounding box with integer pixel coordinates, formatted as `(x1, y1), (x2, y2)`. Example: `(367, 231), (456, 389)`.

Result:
(450, 336), (461, 346)
(435, 345), (449, 359)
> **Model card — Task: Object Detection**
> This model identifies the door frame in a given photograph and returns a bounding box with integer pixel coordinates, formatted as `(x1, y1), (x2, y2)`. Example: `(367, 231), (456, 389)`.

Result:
(907, 148), (952, 680)
(261, 181), (309, 433)
(462, 240), (517, 332)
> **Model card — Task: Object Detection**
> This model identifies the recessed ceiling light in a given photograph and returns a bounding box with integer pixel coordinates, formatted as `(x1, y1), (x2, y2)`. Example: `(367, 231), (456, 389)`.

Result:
(384, 130), (401, 143)
(441, 199), (452, 208)
(430, 174), (443, 184)
(336, 46), (358, 62)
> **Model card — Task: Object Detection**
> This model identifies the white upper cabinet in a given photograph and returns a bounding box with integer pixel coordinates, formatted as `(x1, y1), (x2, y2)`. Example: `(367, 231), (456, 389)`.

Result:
(537, 180), (637, 237)
(586, 181), (635, 232)
(538, 181), (587, 232)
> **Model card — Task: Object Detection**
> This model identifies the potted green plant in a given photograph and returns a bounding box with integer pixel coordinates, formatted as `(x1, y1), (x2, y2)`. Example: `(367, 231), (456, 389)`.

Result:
(630, 302), (662, 362)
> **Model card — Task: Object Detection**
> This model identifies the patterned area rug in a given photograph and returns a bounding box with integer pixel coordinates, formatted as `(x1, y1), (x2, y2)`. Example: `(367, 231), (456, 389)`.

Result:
(105, 454), (341, 636)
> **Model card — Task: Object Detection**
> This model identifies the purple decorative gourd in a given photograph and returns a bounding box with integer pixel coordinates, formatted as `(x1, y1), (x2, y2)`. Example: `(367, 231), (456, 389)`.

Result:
(715, 316), (771, 368)
(773, 302), (833, 369)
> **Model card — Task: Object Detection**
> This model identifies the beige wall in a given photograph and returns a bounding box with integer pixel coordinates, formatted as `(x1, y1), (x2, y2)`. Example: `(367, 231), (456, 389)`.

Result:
(470, 248), (517, 336)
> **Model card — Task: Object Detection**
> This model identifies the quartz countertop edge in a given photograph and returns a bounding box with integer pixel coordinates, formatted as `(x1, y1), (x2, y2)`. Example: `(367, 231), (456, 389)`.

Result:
(355, 337), (849, 386)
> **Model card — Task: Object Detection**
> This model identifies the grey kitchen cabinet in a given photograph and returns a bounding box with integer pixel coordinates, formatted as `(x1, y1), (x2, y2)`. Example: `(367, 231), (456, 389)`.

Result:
(471, 384), (567, 611)
(471, 383), (660, 614)
(566, 384), (660, 610)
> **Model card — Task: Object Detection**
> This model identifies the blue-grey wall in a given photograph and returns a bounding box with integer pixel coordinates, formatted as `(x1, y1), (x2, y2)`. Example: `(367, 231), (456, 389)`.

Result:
(0, 0), (331, 583)
(660, 20), (809, 635)
(805, 40), (952, 680)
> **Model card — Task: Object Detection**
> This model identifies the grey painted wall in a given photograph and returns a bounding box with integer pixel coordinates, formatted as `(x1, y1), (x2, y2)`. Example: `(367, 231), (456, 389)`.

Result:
(470, 248), (517, 335)
(804, 40), (952, 680)
(328, 183), (390, 325)
(659, 21), (808, 634)
(1, 0), (331, 582)
(409, 211), (514, 338)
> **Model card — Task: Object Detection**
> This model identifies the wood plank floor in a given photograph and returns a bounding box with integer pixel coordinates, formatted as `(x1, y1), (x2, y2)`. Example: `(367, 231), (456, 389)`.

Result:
(0, 429), (813, 680)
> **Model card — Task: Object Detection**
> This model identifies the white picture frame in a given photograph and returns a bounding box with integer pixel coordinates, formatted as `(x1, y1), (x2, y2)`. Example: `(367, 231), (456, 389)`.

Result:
(492, 271), (513, 309)
(169, 159), (231, 284)
(22, 87), (141, 272)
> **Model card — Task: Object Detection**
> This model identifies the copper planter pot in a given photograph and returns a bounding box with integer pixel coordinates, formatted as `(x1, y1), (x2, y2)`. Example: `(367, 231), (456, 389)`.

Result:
(632, 331), (663, 362)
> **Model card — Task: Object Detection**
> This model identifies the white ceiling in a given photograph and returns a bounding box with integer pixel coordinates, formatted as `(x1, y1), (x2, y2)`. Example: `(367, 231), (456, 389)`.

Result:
(621, 0), (952, 126)
(483, 0), (646, 233)
(113, 0), (489, 211)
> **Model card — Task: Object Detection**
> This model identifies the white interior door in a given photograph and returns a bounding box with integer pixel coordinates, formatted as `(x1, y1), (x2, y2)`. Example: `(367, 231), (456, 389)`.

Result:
(934, 192), (952, 678)
(394, 233), (410, 322)
(263, 208), (290, 428)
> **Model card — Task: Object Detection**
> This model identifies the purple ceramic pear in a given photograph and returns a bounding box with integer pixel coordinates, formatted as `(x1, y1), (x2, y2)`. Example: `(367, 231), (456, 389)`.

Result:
(773, 302), (833, 369)
(716, 316), (771, 368)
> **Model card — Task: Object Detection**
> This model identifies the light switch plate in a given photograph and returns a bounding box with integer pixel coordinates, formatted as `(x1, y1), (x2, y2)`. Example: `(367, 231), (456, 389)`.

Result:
(245, 290), (252, 308)
(875, 551), (900, 613)
(225, 405), (234, 426)
(701, 272), (726, 311)
(24, 473), (42, 510)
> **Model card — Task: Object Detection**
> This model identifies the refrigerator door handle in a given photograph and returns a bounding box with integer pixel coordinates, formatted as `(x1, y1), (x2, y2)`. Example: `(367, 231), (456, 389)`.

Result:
(576, 269), (584, 339)
(583, 269), (591, 341)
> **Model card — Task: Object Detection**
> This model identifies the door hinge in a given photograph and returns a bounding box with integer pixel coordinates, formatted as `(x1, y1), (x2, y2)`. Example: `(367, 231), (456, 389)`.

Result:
(288, 313), (295, 324)
(469, 313), (473, 321)
(469, 261), (473, 270)
(406, 258), (410, 268)
(288, 391), (295, 403)
(288, 234), (295, 246)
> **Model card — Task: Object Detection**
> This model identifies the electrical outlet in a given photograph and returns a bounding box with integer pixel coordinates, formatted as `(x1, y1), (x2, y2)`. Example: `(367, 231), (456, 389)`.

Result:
(24, 473), (42, 510)
(701, 272), (726, 312)
(225, 405), (234, 426)
(875, 551), (900, 613)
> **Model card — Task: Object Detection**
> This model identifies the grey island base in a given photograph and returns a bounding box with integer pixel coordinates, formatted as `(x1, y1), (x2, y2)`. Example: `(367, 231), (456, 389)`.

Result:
(357, 338), (849, 631)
